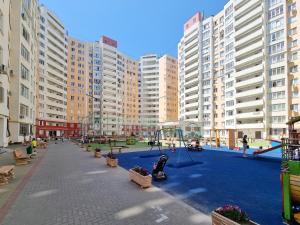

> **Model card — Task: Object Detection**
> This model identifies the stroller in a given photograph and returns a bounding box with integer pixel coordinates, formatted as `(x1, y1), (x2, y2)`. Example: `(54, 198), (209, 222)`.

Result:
(152, 155), (168, 181)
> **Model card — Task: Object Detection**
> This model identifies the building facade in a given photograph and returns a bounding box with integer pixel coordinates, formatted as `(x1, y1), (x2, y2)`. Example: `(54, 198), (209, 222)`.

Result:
(36, 5), (69, 138)
(179, 0), (300, 139)
(159, 55), (178, 123)
(9, 0), (39, 143)
(0, 0), (11, 147)
(139, 54), (160, 136)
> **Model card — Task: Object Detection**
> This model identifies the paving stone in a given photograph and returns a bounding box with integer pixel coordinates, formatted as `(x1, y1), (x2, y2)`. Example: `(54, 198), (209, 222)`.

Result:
(1, 141), (210, 225)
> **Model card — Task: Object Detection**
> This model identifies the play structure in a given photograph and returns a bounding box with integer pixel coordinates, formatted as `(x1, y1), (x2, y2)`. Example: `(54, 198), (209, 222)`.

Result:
(152, 155), (168, 181)
(253, 140), (282, 156)
(147, 128), (201, 168)
(281, 116), (300, 224)
(208, 129), (235, 149)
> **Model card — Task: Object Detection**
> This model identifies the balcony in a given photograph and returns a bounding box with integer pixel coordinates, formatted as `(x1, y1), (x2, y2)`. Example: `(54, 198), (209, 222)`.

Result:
(236, 123), (264, 129)
(235, 17), (262, 39)
(235, 28), (263, 50)
(185, 102), (199, 109)
(185, 85), (199, 95)
(236, 87), (264, 99)
(236, 99), (264, 109)
(185, 68), (199, 79)
(235, 52), (263, 68)
(235, 0), (261, 19)
(235, 40), (263, 59)
(235, 64), (263, 79)
(235, 76), (264, 89)
(235, 6), (262, 29)
(236, 111), (263, 119)
(185, 53), (199, 65)
(185, 94), (198, 102)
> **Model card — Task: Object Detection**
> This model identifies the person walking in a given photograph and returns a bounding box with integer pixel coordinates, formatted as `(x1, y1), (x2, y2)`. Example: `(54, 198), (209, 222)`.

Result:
(242, 135), (248, 157)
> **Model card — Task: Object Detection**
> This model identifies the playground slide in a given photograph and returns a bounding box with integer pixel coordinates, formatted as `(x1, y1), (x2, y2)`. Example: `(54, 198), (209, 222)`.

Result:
(253, 144), (281, 155)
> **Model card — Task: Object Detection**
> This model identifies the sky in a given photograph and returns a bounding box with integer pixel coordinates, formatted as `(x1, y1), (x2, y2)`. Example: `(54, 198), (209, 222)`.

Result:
(39, 0), (229, 59)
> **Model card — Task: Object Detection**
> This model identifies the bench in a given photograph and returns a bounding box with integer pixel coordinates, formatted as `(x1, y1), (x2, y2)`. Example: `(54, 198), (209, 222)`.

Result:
(38, 142), (48, 149)
(13, 149), (31, 165)
(0, 165), (15, 185)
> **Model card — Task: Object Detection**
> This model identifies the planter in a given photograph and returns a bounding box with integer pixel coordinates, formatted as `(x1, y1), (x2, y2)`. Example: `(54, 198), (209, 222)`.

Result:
(129, 169), (152, 188)
(211, 211), (259, 225)
(86, 146), (92, 152)
(106, 157), (118, 167)
(94, 151), (101, 158)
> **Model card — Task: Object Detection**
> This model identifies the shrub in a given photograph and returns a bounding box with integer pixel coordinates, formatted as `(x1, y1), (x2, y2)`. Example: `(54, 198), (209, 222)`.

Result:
(132, 166), (150, 176)
(215, 205), (249, 223)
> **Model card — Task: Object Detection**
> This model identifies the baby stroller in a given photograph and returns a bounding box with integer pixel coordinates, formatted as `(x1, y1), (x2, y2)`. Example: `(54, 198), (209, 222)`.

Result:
(152, 155), (168, 181)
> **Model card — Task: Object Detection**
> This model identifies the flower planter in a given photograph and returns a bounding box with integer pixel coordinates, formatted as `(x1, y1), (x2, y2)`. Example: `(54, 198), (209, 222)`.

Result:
(94, 151), (101, 158)
(129, 169), (152, 188)
(106, 157), (118, 167)
(211, 211), (259, 225)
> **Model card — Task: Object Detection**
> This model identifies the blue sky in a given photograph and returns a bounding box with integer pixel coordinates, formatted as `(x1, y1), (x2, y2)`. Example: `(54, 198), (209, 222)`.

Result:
(40, 0), (229, 59)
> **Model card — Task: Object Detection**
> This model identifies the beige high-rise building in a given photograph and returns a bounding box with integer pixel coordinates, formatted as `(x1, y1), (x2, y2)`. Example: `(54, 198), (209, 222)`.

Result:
(123, 56), (139, 135)
(36, 5), (69, 138)
(0, 0), (11, 147)
(9, 0), (39, 143)
(66, 37), (90, 135)
(159, 55), (178, 123)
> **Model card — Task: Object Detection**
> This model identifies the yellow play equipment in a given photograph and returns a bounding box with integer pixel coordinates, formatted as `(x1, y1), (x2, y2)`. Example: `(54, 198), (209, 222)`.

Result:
(209, 129), (235, 149)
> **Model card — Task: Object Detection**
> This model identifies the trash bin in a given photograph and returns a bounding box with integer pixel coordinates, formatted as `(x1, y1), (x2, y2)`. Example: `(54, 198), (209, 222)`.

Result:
(26, 145), (32, 155)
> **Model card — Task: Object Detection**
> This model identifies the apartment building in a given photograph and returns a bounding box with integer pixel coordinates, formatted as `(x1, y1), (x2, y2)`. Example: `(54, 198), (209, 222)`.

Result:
(9, 0), (39, 143)
(123, 56), (139, 135)
(0, 0), (11, 147)
(159, 55), (178, 123)
(178, 13), (215, 137)
(66, 37), (90, 136)
(140, 54), (160, 135)
(36, 5), (69, 138)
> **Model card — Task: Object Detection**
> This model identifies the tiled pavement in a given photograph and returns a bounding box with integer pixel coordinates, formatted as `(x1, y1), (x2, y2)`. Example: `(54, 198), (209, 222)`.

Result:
(0, 141), (210, 225)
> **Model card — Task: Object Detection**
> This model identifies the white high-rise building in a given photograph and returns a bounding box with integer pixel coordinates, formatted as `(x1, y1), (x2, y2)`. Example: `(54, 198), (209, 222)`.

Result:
(9, 0), (39, 143)
(0, 0), (11, 147)
(36, 5), (68, 138)
(139, 54), (160, 136)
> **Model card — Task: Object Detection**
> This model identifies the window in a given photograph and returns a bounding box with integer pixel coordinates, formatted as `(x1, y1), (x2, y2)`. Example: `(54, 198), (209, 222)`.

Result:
(290, 66), (298, 73)
(270, 53), (285, 64)
(269, 79), (285, 87)
(21, 84), (29, 99)
(21, 64), (29, 80)
(269, 17), (284, 30)
(288, 16), (297, 24)
(270, 103), (285, 112)
(269, 42), (285, 54)
(20, 104), (29, 117)
(269, 66), (285, 76)
(19, 123), (29, 135)
(271, 116), (286, 123)
(292, 91), (298, 98)
(269, 0), (283, 7)
(269, 30), (284, 43)
(269, 91), (285, 99)
(288, 28), (297, 36)
(226, 110), (234, 116)
(226, 100), (234, 107)
(22, 26), (29, 42)
(226, 81), (234, 88)
(291, 104), (298, 112)
(269, 6), (284, 19)
(288, 3), (296, 12)
(291, 78), (299, 85)
(21, 44), (30, 62)
(290, 40), (298, 48)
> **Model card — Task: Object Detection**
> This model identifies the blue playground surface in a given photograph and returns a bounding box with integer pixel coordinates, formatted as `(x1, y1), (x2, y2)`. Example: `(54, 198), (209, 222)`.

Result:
(118, 147), (283, 225)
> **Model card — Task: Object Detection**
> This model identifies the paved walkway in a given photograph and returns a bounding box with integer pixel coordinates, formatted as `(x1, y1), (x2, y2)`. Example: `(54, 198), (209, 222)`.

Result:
(1, 141), (210, 225)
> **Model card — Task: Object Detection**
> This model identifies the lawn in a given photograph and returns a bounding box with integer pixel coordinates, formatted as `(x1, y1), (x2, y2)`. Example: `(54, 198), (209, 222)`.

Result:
(86, 141), (149, 151)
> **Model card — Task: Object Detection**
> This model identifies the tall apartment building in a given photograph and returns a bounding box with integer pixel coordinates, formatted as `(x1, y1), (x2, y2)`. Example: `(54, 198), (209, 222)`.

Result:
(36, 6), (69, 138)
(179, 0), (300, 139)
(66, 37), (90, 136)
(178, 13), (216, 137)
(9, 0), (39, 143)
(0, 0), (11, 147)
(140, 54), (160, 135)
(123, 56), (139, 135)
(159, 55), (178, 123)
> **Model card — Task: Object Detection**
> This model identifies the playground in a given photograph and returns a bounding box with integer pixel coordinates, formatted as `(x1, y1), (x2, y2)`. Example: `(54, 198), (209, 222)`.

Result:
(118, 148), (282, 225)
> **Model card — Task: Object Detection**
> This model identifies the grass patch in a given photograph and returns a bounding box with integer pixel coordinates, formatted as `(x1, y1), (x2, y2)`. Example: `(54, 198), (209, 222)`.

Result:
(87, 141), (149, 151)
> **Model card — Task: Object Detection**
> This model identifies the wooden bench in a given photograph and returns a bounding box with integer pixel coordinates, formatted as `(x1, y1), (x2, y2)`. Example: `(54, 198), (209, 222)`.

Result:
(0, 165), (15, 185)
(13, 150), (31, 165)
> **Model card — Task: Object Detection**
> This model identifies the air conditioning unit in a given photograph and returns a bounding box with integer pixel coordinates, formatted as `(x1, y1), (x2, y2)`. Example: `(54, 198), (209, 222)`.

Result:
(20, 115), (25, 119)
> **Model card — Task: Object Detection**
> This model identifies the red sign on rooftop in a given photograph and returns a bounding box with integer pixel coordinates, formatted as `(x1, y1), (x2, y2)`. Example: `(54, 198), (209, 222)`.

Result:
(184, 12), (202, 31)
(102, 36), (118, 48)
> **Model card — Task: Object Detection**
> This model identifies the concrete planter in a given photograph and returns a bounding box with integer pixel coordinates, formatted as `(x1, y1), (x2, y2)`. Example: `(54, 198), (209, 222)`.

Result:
(106, 157), (118, 167)
(211, 211), (259, 225)
(129, 169), (152, 188)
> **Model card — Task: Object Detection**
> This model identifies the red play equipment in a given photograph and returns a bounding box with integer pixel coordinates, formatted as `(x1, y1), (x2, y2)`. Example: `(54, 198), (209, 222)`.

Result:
(253, 143), (281, 156)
